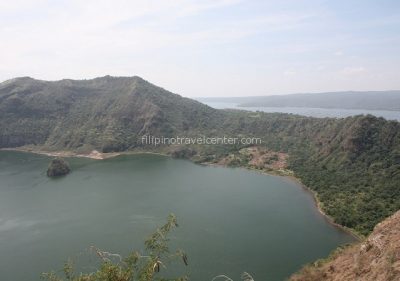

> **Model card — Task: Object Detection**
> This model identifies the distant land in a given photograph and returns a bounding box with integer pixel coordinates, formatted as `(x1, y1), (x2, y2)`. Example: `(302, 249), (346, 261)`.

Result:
(1, 75), (400, 280)
(198, 91), (400, 111)
(1, 75), (399, 237)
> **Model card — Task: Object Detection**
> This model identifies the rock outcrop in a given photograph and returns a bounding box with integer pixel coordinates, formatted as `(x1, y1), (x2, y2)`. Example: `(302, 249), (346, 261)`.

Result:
(47, 158), (71, 177)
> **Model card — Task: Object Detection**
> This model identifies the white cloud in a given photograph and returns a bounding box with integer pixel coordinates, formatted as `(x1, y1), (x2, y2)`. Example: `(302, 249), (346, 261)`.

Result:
(0, 0), (313, 77)
(341, 67), (366, 75)
(284, 70), (296, 76)
(0, 0), (399, 96)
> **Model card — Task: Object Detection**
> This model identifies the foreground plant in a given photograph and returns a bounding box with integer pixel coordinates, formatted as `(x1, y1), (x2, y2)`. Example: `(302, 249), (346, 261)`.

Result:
(212, 272), (255, 281)
(41, 214), (188, 281)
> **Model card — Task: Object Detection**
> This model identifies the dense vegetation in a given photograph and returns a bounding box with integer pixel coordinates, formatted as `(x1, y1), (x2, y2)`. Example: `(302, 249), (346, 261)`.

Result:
(192, 111), (400, 235)
(0, 76), (222, 152)
(1, 76), (399, 235)
(286, 115), (400, 235)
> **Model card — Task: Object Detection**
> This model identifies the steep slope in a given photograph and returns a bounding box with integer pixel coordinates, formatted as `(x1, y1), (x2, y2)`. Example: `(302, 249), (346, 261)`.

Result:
(290, 210), (400, 281)
(0, 76), (399, 236)
(0, 76), (222, 152)
(203, 111), (400, 235)
(287, 115), (400, 235)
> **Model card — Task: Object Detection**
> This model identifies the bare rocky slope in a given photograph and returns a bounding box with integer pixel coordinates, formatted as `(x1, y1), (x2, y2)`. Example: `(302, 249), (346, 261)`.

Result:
(290, 210), (400, 281)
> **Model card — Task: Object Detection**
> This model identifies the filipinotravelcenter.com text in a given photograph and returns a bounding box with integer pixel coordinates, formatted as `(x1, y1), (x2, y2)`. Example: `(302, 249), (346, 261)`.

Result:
(140, 135), (262, 146)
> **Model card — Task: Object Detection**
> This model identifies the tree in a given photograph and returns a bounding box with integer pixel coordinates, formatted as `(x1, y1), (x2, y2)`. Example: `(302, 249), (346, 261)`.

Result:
(41, 214), (188, 281)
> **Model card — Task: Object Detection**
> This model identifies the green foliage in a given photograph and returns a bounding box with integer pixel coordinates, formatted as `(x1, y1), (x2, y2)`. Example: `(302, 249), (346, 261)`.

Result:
(1, 76), (399, 235)
(41, 214), (188, 281)
(0, 76), (223, 151)
(195, 112), (400, 235)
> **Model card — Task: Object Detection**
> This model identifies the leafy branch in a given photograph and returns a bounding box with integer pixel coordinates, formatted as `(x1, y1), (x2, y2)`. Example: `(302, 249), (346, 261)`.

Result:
(41, 214), (188, 281)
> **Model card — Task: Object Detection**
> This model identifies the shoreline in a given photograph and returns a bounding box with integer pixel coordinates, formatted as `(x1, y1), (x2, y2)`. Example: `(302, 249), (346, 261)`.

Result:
(0, 147), (120, 159)
(1, 146), (362, 241)
(201, 162), (363, 241)
(0, 147), (168, 160)
(283, 174), (364, 241)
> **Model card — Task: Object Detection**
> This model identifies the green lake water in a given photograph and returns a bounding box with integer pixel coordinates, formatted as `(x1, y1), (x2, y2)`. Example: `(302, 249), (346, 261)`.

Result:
(0, 151), (356, 281)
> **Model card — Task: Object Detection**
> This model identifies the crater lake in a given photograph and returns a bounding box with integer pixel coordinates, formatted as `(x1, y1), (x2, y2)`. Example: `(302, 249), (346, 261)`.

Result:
(0, 151), (356, 281)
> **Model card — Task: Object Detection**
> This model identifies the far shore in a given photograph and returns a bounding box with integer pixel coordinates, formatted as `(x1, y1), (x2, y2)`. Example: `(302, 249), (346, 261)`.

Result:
(0, 147), (121, 159)
(1, 146), (363, 241)
(0, 147), (168, 160)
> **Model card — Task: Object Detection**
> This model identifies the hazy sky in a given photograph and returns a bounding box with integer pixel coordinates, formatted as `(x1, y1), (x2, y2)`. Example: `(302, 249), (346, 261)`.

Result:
(1, 0), (399, 97)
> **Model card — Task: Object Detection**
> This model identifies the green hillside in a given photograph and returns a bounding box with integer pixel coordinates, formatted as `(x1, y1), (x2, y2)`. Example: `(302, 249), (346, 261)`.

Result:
(0, 76), (222, 152)
(1, 76), (399, 235)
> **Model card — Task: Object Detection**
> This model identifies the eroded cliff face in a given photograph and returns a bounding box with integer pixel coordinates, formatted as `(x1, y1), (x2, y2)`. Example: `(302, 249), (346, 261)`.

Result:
(290, 210), (400, 281)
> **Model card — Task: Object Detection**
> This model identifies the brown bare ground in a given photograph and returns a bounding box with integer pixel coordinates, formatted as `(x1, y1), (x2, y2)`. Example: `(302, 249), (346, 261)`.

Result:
(241, 146), (288, 170)
(290, 210), (400, 281)
(0, 148), (120, 159)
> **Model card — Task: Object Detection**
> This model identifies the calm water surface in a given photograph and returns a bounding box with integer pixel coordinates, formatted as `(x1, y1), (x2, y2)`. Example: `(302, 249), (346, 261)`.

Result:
(202, 101), (400, 121)
(0, 151), (355, 281)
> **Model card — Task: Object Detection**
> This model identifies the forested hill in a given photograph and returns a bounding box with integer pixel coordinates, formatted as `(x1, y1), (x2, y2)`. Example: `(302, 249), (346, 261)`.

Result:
(232, 90), (400, 110)
(0, 76), (399, 235)
(0, 76), (223, 152)
(217, 111), (400, 235)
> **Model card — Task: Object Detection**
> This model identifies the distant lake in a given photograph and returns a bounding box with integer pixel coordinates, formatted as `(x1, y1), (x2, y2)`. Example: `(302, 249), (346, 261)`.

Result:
(0, 151), (355, 281)
(201, 101), (400, 121)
